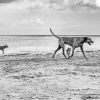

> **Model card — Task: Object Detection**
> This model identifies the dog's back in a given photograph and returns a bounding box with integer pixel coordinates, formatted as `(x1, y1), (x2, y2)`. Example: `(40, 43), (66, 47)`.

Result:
(0, 45), (8, 50)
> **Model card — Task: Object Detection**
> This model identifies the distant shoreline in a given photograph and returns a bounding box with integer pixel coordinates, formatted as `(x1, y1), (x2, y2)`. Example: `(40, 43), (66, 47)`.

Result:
(0, 35), (100, 37)
(1, 49), (100, 57)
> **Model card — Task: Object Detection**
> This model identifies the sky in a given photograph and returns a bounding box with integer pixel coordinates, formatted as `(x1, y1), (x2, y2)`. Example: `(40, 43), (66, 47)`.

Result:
(0, 0), (100, 35)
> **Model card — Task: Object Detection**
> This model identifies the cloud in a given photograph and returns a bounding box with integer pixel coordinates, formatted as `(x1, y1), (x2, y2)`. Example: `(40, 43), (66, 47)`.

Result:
(36, 18), (45, 25)
(73, 0), (97, 8)
(14, 18), (45, 26)
(15, 18), (34, 25)
(0, 0), (99, 12)
(0, 0), (18, 4)
(96, 0), (100, 7)
(24, 0), (100, 11)
(62, 0), (98, 11)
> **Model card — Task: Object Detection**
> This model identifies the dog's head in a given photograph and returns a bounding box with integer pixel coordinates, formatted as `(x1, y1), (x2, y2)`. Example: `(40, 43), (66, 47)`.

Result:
(84, 37), (94, 45)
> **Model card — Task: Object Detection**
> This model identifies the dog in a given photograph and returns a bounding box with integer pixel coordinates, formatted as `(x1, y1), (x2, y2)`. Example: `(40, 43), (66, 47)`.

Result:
(50, 28), (94, 59)
(66, 47), (71, 58)
(0, 45), (8, 54)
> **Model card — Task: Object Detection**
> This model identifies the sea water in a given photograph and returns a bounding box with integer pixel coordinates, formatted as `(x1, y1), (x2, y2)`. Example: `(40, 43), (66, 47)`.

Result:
(0, 35), (99, 55)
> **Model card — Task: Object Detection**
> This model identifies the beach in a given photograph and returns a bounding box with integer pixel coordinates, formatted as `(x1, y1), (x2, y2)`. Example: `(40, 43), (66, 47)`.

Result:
(0, 50), (100, 100)
(0, 0), (100, 99)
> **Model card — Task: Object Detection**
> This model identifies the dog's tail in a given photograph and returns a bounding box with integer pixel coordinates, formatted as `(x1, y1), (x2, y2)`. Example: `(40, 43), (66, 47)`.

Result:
(50, 28), (59, 39)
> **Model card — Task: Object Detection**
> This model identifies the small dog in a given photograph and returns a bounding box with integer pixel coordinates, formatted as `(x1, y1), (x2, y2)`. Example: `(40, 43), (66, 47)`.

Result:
(50, 28), (94, 59)
(66, 48), (71, 58)
(0, 45), (8, 54)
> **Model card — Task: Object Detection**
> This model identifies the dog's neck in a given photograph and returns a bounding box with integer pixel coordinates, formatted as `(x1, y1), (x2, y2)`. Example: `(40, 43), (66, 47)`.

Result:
(81, 37), (87, 44)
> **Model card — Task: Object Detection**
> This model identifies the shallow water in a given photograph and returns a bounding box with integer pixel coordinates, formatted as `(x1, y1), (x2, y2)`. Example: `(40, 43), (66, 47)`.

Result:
(0, 35), (99, 54)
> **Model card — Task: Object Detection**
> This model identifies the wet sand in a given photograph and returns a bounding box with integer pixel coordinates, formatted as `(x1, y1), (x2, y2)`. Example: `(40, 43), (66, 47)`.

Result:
(0, 50), (100, 100)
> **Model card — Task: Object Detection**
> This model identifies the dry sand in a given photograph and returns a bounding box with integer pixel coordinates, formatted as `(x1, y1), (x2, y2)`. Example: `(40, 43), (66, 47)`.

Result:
(0, 50), (100, 100)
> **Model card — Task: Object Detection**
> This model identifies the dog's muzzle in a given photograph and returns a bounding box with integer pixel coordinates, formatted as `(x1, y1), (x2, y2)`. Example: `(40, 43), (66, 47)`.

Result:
(87, 40), (94, 45)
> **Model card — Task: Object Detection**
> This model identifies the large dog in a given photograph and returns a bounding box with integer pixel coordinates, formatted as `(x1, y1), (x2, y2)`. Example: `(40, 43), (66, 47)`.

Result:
(50, 28), (94, 59)
(0, 45), (8, 54)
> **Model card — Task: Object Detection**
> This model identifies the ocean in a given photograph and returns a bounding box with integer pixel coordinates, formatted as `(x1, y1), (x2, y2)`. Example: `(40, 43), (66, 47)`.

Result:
(0, 35), (99, 55)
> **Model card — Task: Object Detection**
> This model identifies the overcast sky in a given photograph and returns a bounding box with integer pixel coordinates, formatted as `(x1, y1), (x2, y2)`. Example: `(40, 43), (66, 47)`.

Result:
(0, 0), (100, 35)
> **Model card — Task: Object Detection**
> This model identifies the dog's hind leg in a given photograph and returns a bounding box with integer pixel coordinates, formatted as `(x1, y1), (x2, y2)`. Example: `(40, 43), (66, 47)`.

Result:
(60, 43), (67, 59)
(53, 45), (61, 58)
(62, 48), (67, 59)
(80, 46), (87, 59)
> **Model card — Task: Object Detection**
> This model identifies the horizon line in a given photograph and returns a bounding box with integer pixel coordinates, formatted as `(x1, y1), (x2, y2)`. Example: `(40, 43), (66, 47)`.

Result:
(0, 35), (99, 36)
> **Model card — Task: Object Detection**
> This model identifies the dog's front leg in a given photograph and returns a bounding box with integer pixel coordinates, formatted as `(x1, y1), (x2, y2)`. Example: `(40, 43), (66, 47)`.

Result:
(61, 44), (67, 59)
(80, 46), (87, 59)
(60, 41), (67, 59)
